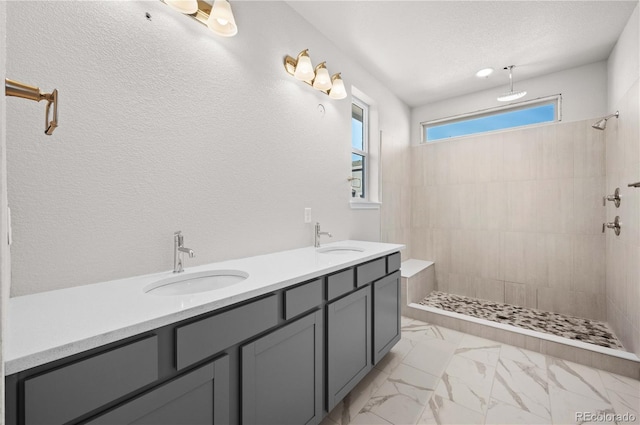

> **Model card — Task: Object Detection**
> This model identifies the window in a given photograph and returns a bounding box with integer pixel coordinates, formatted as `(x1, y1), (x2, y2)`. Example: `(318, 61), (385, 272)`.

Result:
(351, 98), (368, 199)
(421, 96), (561, 143)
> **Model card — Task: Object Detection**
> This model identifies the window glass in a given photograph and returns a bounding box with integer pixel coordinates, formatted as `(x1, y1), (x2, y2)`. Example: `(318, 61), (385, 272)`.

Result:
(351, 98), (367, 199)
(352, 104), (364, 150)
(423, 98), (559, 142)
(351, 153), (365, 199)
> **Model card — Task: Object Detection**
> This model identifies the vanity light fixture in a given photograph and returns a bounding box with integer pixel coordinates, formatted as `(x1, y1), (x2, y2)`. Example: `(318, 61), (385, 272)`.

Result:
(161, 0), (238, 37)
(328, 73), (347, 100)
(293, 50), (315, 82)
(312, 62), (332, 91)
(284, 50), (347, 100)
(497, 65), (527, 102)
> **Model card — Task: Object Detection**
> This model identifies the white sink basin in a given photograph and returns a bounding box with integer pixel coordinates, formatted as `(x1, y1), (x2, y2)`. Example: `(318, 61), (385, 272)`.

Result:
(144, 270), (249, 296)
(316, 246), (365, 255)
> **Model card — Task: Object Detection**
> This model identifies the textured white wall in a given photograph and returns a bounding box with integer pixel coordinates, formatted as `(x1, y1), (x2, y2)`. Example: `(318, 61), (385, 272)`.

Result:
(1, 0), (8, 417)
(6, 1), (410, 296)
(411, 61), (609, 144)
(605, 5), (640, 356)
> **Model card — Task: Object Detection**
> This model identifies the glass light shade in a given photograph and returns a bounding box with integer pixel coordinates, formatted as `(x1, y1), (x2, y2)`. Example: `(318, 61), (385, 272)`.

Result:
(207, 0), (238, 37)
(329, 74), (347, 100)
(497, 90), (527, 102)
(313, 64), (332, 91)
(165, 0), (198, 14)
(294, 53), (315, 82)
(475, 68), (494, 78)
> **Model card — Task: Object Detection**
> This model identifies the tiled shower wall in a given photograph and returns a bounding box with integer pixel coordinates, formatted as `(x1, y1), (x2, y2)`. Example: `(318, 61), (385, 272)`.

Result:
(605, 81), (640, 355)
(381, 136), (412, 260)
(410, 119), (607, 320)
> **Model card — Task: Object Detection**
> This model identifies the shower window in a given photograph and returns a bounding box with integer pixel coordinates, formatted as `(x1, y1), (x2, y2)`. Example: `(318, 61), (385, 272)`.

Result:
(351, 98), (368, 199)
(421, 96), (561, 143)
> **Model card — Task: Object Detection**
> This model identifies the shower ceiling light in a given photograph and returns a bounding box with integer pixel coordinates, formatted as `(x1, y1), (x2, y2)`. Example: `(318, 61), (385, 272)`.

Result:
(592, 111), (619, 130)
(476, 68), (494, 78)
(161, 0), (238, 37)
(497, 65), (527, 102)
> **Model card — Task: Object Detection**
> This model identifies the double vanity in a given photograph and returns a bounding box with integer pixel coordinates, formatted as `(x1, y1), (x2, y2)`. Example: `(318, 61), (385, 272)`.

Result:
(4, 240), (403, 425)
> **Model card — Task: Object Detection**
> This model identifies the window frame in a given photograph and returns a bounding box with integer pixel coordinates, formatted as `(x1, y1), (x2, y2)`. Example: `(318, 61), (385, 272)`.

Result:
(420, 95), (562, 143)
(351, 96), (369, 201)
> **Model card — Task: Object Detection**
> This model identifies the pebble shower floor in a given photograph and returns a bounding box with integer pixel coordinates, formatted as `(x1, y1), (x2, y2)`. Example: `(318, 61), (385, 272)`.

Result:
(419, 291), (624, 350)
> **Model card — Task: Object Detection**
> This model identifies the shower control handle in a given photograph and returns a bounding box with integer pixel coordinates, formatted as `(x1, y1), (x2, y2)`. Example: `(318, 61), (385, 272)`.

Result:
(603, 188), (621, 208)
(602, 216), (621, 236)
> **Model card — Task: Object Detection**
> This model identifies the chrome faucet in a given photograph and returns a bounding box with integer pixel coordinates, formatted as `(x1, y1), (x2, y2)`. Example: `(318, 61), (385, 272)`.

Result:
(314, 222), (332, 248)
(173, 231), (195, 273)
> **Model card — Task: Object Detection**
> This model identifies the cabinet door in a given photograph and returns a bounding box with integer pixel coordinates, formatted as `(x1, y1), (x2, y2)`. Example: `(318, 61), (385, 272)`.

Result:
(86, 355), (229, 425)
(373, 271), (401, 364)
(327, 285), (372, 411)
(242, 310), (323, 425)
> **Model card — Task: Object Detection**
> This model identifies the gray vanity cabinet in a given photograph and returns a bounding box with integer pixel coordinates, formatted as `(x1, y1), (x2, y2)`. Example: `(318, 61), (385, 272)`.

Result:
(5, 251), (402, 425)
(372, 271), (401, 364)
(241, 309), (323, 425)
(326, 285), (372, 410)
(86, 355), (230, 425)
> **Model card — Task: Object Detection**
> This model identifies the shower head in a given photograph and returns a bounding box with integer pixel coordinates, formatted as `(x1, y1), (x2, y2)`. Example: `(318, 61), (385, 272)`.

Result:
(592, 111), (619, 130)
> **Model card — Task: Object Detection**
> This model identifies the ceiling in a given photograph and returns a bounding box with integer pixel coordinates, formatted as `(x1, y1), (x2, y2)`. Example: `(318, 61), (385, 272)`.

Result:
(287, 1), (639, 107)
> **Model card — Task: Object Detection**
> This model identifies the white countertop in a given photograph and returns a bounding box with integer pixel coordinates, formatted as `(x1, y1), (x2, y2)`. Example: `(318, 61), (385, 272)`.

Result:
(5, 240), (404, 375)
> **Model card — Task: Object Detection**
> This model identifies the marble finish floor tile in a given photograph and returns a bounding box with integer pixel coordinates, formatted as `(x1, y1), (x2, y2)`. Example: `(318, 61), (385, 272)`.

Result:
(417, 394), (485, 425)
(455, 334), (502, 366)
(499, 344), (547, 371)
(329, 367), (389, 425)
(402, 338), (457, 377)
(606, 390), (640, 424)
(349, 412), (393, 424)
(547, 357), (610, 403)
(320, 316), (640, 425)
(485, 398), (550, 424)
(374, 337), (418, 375)
(420, 291), (624, 349)
(598, 370), (640, 397)
(361, 364), (439, 424)
(434, 354), (496, 414)
(492, 358), (551, 420)
(549, 386), (617, 424)
(401, 321), (465, 345)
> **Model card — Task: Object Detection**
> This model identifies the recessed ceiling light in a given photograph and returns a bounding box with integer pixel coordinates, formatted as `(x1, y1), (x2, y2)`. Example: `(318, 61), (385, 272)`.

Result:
(476, 68), (494, 78)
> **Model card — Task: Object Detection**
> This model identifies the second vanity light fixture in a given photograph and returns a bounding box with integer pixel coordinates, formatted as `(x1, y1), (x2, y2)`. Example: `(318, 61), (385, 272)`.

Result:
(284, 50), (347, 100)
(163, 0), (238, 37)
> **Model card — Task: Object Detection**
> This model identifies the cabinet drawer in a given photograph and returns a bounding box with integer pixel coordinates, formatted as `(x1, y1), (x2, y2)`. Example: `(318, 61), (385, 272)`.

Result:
(88, 356), (229, 425)
(387, 252), (401, 273)
(327, 268), (355, 301)
(176, 295), (278, 370)
(356, 258), (386, 287)
(24, 335), (158, 425)
(284, 278), (323, 320)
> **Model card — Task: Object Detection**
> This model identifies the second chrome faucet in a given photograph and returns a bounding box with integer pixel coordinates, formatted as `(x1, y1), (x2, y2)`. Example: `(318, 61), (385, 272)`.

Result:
(314, 222), (332, 248)
(174, 231), (195, 273)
